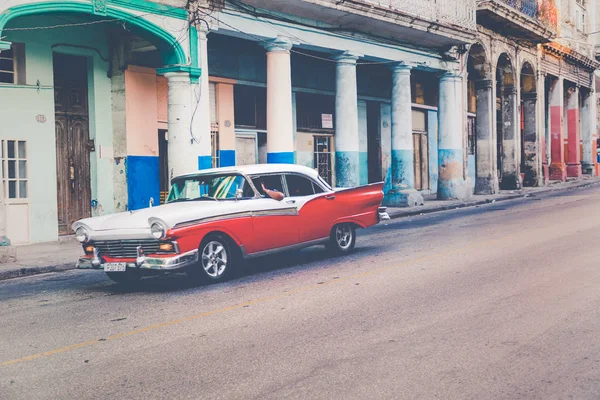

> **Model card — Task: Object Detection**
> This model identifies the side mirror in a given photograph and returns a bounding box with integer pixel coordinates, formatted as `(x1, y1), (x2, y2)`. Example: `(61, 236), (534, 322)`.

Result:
(235, 188), (243, 201)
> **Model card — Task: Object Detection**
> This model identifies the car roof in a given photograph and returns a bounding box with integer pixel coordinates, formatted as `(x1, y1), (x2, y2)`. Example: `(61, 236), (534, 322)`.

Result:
(174, 163), (323, 182)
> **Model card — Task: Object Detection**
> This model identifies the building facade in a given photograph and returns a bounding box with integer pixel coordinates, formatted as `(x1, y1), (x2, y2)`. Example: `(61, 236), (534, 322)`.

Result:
(1, 0), (598, 245)
(0, 0), (206, 244)
(468, 0), (599, 196)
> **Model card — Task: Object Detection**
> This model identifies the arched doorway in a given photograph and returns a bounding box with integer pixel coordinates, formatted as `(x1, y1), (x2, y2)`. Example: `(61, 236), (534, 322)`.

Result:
(520, 62), (539, 186)
(467, 44), (498, 194)
(496, 53), (521, 190)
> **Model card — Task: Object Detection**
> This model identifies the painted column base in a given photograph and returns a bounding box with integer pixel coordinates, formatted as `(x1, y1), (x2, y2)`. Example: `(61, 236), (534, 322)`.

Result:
(582, 162), (597, 176)
(383, 188), (424, 207)
(474, 176), (499, 195)
(198, 156), (212, 170)
(523, 169), (540, 187)
(437, 178), (473, 200)
(219, 150), (235, 167)
(549, 162), (567, 181)
(499, 173), (522, 190)
(566, 163), (582, 178)
(335, 151), (360, 188)
(267, 152), (294, 164)
(542, 163), (550, 185)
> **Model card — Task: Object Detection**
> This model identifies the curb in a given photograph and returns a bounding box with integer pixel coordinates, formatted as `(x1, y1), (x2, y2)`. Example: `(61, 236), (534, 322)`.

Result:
(386, 179), (600, 220)
(0, 262), (75, 282)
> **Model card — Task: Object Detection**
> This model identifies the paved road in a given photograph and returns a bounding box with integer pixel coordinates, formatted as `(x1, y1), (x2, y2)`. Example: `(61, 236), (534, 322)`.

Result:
(1, 185), (600, 400)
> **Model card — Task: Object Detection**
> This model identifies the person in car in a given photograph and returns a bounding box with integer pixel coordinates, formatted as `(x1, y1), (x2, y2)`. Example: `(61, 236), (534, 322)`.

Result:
(261, 181), (284, 201)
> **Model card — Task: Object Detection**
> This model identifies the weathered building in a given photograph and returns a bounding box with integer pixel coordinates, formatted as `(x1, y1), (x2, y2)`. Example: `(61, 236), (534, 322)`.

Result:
(468, 0), (599, 196)
(0, 0), (205, 244)
(197, 0), (477, 207)
(1, 0), (598, 246)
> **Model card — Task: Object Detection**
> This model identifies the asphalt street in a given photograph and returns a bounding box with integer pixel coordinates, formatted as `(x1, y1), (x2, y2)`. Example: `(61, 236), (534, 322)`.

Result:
(1, 185), (600, 400)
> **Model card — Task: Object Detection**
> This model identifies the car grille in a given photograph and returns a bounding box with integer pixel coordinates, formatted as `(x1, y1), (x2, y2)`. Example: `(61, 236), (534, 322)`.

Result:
(93, 239), (163, 258)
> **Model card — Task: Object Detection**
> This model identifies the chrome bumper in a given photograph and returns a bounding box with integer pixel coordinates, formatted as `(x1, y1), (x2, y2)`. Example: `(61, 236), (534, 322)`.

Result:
(77, 249), (199, 271)
(378, 206), (390, 222)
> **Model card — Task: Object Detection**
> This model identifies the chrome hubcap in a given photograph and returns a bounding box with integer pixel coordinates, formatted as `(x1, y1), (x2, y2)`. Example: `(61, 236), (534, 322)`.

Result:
(201, 241), (227, 278)
(335, 224), (353, 250)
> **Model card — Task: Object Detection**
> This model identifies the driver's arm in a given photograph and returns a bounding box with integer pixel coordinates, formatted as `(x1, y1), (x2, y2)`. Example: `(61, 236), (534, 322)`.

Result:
(261, 183), (284, 201)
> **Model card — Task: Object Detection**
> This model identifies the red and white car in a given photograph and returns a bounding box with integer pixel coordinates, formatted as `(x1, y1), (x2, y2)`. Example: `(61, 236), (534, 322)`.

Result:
(73, 164), (389, 284)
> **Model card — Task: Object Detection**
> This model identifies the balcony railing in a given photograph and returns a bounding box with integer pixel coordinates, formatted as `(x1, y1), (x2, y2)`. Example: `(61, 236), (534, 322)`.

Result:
(477, 0), (558, 31)
(362, 0), (476, 31)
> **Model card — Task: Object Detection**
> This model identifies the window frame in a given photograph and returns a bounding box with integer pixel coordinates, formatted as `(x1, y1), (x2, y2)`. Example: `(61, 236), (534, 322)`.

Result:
(0, 43), (25, 85)
(1, 139), (28, 202)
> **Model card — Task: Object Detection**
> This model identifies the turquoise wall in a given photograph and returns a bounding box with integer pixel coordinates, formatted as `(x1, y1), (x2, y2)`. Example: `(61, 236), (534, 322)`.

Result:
(1, 15), (114, 243)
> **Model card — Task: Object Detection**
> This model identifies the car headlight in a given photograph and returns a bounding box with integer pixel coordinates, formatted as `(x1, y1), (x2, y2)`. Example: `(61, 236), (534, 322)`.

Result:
(151, 222), (166, 239)
(75, 227), (89, 243)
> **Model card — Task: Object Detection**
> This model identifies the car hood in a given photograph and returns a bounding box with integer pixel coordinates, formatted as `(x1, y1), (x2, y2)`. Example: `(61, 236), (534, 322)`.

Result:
(73, 200), (251, 234)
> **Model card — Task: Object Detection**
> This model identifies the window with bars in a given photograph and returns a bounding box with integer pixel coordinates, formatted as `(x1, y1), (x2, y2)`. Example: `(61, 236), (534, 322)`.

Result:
(0, 43), (25, 85)
(1, 140), (28, 200)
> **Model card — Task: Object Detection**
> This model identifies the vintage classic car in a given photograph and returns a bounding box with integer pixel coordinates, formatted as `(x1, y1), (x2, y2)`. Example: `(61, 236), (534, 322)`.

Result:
(73, 164), (390, 284)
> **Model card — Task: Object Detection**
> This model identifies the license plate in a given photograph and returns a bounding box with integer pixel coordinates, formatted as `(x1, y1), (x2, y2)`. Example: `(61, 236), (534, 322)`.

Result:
(103, 263), (127, 272)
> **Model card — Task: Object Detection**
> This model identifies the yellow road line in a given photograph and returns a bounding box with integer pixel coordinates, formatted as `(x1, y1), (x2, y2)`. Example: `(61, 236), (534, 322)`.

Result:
(1, 233), (510, 368)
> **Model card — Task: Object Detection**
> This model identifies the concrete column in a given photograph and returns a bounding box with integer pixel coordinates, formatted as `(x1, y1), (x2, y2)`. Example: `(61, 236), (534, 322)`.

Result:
(357, 100), (368, 185)
(264, 36), (294, 164)
(538, 72), (549, 185)
(334, 51), (361, 188)
(566, 86), (582, 177)
(165, 72), (198, 179)
(582, 87), (597, 175)
(194, 26), (212, 170)
(438, 72), (470, 200)
(474, 79), (499, 194)
(548, 77), (567, 181)
(383, 63), (423, 206)
(522, 92), (539, 186)
(500, 85), (521, 189)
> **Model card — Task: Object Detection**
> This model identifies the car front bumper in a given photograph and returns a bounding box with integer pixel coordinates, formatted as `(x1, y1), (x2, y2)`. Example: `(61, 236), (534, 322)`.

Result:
(77, 249), (199, 271)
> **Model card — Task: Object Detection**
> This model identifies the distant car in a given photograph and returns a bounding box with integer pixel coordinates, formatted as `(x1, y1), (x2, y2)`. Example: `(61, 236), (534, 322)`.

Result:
(73, 164), (390, 284)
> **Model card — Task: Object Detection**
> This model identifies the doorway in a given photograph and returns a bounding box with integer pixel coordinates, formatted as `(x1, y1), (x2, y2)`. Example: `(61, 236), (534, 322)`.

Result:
(53, 53), (92, 235)
(412, 109), (429, 191)
(236, 133), (257, 165)
(367, 102), (382, 183)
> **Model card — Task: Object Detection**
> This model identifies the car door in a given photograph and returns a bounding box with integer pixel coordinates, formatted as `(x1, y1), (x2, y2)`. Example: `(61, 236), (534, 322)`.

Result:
(285, 174), (340, 243)
(246, 174), (300, 254)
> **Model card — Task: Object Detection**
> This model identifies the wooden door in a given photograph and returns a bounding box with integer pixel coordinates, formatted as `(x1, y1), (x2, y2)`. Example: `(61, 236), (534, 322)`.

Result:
(413, 132), (429, 191)
(53, 54), (92, 235)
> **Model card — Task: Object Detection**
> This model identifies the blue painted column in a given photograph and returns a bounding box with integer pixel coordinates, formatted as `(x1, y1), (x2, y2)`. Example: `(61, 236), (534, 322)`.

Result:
(334, 51), (361, 188)
(264, 36), (295, 164)
(438, 72), (470, 200)
(383, 63), (424, 206)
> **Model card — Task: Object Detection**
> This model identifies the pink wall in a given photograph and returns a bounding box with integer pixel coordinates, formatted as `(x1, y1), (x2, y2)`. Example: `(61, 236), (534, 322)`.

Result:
(125, 66), (159, 156)
(156, 75), (168, 130)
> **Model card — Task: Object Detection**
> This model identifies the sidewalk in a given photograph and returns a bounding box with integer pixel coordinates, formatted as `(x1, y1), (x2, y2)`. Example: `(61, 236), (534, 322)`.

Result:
(1, 176), (599, 282)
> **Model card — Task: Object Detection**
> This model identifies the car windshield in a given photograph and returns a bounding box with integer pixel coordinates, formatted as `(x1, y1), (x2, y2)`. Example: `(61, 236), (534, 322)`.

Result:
(166, 174), (251, 202)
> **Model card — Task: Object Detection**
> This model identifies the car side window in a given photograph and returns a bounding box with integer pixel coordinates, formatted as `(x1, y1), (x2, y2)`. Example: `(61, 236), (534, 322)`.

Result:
(286, 174), (315, 197)
(252, 175), (284, 197)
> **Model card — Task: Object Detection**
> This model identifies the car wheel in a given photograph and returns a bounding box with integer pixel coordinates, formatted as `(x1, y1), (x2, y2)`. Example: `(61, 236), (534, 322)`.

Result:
(190, 234), (236, 283)
(326, 223), (356, 254)
(105, 270), (142, 285)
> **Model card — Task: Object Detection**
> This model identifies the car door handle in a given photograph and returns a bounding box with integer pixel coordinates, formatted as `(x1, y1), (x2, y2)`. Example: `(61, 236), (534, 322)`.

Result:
(286, 199), (296, 204)
(325, 195), (335, 200)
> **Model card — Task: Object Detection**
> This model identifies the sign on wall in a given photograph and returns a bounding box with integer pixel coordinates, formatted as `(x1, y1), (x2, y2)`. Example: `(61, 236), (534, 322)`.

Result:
(321, 114), (333, 129)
